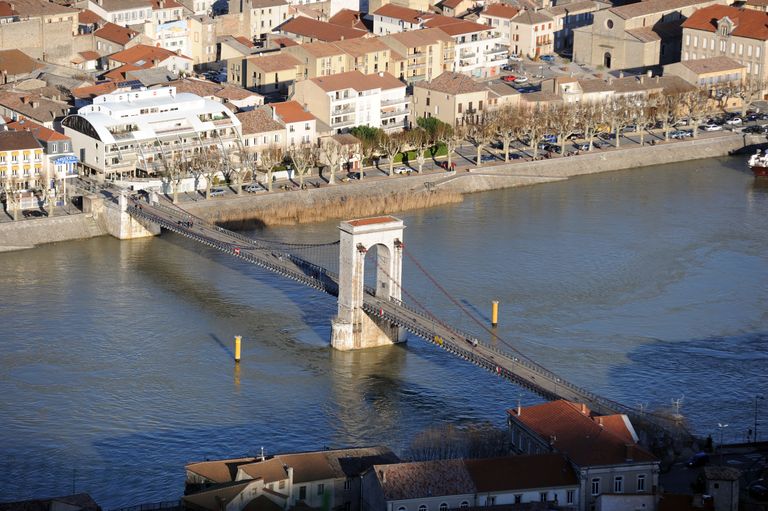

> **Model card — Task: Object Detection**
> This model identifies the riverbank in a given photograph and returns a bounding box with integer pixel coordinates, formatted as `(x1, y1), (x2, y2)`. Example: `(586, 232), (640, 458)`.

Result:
(0, 131), (756, 250)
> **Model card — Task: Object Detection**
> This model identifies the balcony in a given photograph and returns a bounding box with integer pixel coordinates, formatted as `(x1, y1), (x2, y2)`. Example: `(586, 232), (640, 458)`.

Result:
(460, 50), (477, 58)
(381, 97), (408, 107)
(332, 104), (356, 115)
(331, 118), (355, 129)
(486, 45), (507, 55)
(408, 61), (427, 70)
(381, 108), (409, 119)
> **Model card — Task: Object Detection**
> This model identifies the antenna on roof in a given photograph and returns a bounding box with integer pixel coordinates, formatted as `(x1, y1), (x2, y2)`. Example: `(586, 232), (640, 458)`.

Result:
(671, 395), (685, 422)
(260, 446), (265, 461)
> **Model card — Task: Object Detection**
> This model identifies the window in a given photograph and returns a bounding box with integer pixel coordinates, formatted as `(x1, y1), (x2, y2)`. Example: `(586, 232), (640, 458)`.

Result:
(614, 476), (623, 493)
(693, 35), (697, 48)
(567, 490), (575, 504)
(739, 43), (743, 55)
(439, 504), (448, 511)
(459, 503), (469, 509)
(344, 479), (351, 491)
(514, 495), (522, 504)
(317, 483), (325, 495)
(591, 478), (600, 496)
(279, 480), (286, 489)
(539, 492), (547, 502)
(398, 507), (406, 511)
(711, 38), (714, 50)
(685, 34), (690, 46)
(749, 45), (753, 57)
(305, 122), (310, 130)
(418, 505), (427, 511)
(637, 475), (646, 492)
(757, 46), (761, 58)
(458, 103), (463, 113)
(486, 497), (496, 506)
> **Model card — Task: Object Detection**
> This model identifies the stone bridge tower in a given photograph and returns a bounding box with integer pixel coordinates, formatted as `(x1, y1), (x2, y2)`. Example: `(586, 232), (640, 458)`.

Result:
(331, 216), (406, 351)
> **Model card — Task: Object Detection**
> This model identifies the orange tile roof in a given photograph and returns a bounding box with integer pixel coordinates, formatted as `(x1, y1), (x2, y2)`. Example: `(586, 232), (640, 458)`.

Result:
(279, 16), (368, 42)
(328, 8), (367, 31)
(6, 118), (69, 141)
(373, 3), (425, 23)
(0, 130), (42, 152)
(482, 3), (520, 18)
(0, 1), (16, 17)
(103, 63), (143, 81)
(270, 37), (300, 48)
(94, 22), (139, 46)
(79, 51), (101, 61)
(246, 52), (300, 72)
(508, 400), (657, 468)
(310, 70), (404, 92)
(109, 44), (191, 65)
(235, 35), (256, 48)
(682, 5), (768, 40)
(0, 49), (44, 76)
(271, 100), (316, 123)
(149, 0), (183, 9)
(78, 9), (104, 24)
(433, 19), (491, 35)
(72, 81), (119, 99)
(465, 454), (578, 492)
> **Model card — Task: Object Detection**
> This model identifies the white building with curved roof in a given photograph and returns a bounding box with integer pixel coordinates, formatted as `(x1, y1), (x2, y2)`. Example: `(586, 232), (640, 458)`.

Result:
(62, 86), (242, 180)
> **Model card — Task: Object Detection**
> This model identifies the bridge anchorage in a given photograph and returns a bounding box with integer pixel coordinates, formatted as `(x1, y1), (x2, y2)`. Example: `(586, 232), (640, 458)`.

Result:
(332, 216), (407, 351)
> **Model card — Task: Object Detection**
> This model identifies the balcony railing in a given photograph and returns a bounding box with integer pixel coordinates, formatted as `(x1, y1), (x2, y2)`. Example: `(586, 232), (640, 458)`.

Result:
(332, 104), (356, 115)
(381, 108), (408, 119)
(331, 118), (355, 129)
(381, 97), (408, 107)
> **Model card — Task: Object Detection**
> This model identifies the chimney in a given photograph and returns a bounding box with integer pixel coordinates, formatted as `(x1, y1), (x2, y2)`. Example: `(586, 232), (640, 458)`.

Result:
(618, 71), (624, 79)
(640, 75), (644, 84)
(286, 466), (294, 483)
(580, 403), (587, 415)
(31, 100), (39, 108)
(598, 417), (604, 428)
(647, 69), (653, 78)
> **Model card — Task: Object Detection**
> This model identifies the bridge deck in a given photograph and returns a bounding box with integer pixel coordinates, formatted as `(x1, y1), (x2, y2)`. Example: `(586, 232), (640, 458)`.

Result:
(128, 199), (681, 432)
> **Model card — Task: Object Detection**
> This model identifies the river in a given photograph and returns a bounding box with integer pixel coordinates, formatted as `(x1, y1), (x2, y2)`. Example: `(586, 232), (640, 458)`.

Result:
(1, 156), (767, 508)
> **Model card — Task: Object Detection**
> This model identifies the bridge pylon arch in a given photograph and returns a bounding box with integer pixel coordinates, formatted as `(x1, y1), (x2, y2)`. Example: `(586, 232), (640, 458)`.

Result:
(331, 216), (407, 350)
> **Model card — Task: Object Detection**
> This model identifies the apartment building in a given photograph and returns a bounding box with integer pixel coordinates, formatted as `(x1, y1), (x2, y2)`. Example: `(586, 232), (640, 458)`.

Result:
(362, 455), (580, 511)
(145, 18), (190, 57)
(0, 130), (44, 192)
(0, 90), (72, 129)
(236, 108), (286, 163)
(0, 49), (45, 84)
(285, 38), (393, 79)
(0, 0), (78, 65)
(266, 100), (317, 146)
(184, 447), (398, 511)
(294, 70), (408, 132)
(87, 0), (153, 26)
(94, 22), (140, 56)
(545, 0), (603, 54)
(437, 19), (506, 79)
(480, 5), (554, 58)
(227, 52), (301, 94)
(380, 28), (454, 84)
(368, 0), (429, 16)
(106, 44), (193, 75)
(373, 4), (427, 35)
(61, 86), (242, 180)
(187, 15), (217, 66)
(276, 16), (368, 43)
(508, 400), (659, 511)
(412, 71), (488, 126)
(665, 56), (746, 88)
(5, 119), (78, 199)
(180, 0), (216, 15)
(150, 0), (184, 25)
(573, 0), (727, 71)
(234, 0), (291, 41)
(681, 4), (768, 81)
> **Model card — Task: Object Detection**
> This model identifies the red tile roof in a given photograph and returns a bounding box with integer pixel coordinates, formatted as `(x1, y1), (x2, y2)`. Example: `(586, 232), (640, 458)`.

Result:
(278, 16), (368, 42)
(328, 8), (367, 31)
(103, 63), (142, 81)
(94, 22), (138, 46)
(78, 9), (104, 24)
(79, 51), (101, 61)
(72, 81), (119, 99)
(6, 118), (69, 141)
(109, 44), (191, 65)
(149, 0), (184, 9)
(682, 5), (768, 40)
(482, 3), (520, 19)
(0, 130), (41, 152)
(373, 3), (425, 23)
(271, 100), (316, 123)
(433, 19), (491, 35)
(270, 37), (300, 48)
(509, 400), (657, 467)
(0, 1), (17, 17)
(0, 49), (44, 76)
(465, 454), (578, 492)
(234, 35), (256, 48)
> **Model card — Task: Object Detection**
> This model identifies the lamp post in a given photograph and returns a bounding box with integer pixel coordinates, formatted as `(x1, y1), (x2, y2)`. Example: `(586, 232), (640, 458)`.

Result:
(718, 423), (729, 448)
(755, 395), (765, 443)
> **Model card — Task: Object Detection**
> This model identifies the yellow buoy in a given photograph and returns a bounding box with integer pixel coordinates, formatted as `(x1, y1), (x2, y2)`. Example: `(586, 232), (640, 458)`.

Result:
(491, 300), (499, 327)
(235, 335), (242, 362)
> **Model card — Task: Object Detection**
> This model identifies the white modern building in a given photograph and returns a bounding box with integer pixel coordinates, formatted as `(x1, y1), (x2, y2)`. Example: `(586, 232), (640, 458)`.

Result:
(62, 87), (242, 181)
(293, 71), (409, 133)
(439, 20), (507, 79)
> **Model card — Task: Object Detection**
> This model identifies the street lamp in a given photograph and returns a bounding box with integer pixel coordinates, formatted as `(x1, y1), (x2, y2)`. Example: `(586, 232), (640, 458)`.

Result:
(755, 395), (765, 443)
(717, 423), (729, 448)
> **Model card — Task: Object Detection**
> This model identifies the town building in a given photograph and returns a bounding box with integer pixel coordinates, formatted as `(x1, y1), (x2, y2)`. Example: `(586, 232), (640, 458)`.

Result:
(267, 100), (318, 146)
(93, 22), (139, 57)
(681, 4), (768, 81)
(368, 0), (430, 17)
(87, 0), (153, 26)
(105, 44), (194, 76)
(276, 16), (369, 43)
(412, 71), (489, 125)
(664, 56), (746, 88)
(328, 9), (368, 31)
(0, 0), (78, 65)
(361, 454), (581, 511)
(230, 0), (291, 41)
(5, 118), (78, 201)
(293, 70), (408, 132)
(150, 0), (184, 25)
(438, 0), (474, 18)
(545, 0), (604, 54)
(507, 400), (659, 511)
(236, 107), (286, 162)
(220, 35), (261, 61)
(437, 19), (506, 79)
(163, 78), (265, 110)
(572, 0), (728, 71)
(187, 15), (218, 66)
(61, 86), (242, 181)
(373, 4), (428, 35)
(180, 0), (216, 15)
(0, 129), (43, 192)
(145, 18), (190, 58)
(0, 90), (72, 129)
(184, 447), (399, 511)
(285, 38), (394, 79)
(380, 28), (455, 84)
(0, 49), (45, 84)
(227, 52), (301, 94)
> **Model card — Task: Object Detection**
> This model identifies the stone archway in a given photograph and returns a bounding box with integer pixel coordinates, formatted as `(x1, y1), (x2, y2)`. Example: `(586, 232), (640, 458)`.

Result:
(603, 52), (612, 69)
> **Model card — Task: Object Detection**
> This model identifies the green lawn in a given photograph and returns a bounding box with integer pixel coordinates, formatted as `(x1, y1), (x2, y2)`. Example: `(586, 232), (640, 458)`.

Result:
(393, 143), (448, 164)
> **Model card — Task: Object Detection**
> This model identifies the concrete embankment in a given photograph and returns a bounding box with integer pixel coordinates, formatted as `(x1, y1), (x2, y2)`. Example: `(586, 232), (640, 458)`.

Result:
(0, 132), (758, 251)
(0, 213), (106, 252)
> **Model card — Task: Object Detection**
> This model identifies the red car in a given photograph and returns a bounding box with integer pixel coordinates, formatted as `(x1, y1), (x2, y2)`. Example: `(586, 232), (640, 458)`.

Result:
(502, 75), (517, 83)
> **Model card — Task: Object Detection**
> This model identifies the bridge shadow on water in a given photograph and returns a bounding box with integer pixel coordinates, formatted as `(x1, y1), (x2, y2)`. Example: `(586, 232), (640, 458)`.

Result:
(605, 331), (768, 437)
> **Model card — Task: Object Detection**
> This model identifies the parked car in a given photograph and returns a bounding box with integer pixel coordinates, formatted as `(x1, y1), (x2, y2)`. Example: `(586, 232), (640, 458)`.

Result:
(543, 134), (557, 143)
(686, 452), (709, 468)
(393, 166), (411, 174)
(701, 124), (723, 131)
(506, 153), (522, 160)
(540, 54), (555, 63)
(515, 86), (537, 93)
(480, 154), (496, 162)
(244, 183), (264, 192)
(749, 482), (768, 501)
(746, 113), (760, 122)
(509, 54), (523, 62)
(592, 140), (604, 149)
(574, 143), (590, 151)
(209, 188), (225, 196)
(726, 117), (742, 125)
(502, 75), (517, 83)
(501, 64), (515, 71)
(622, 124), (638, 132)
(22, 209), (46, 218)
(347, 171), (366, 180)
(514, 76), (529, 84)
(742, 125), (763, 134)
(670, 129), (693, 139)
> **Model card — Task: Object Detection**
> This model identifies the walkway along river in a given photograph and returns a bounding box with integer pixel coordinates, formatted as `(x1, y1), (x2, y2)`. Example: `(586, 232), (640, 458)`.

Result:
(0, 156), (766, 508)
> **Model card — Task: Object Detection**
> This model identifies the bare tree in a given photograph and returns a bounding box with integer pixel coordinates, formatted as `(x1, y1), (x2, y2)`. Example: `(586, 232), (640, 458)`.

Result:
(522, 105), (550, 160)
(681, 87), (711, 138)
(634, 96), (656, 146)
(378, 131), (409, 176)
(287, 142), (318, 188)
(656, 89), (687, 141)
(605, 96), (636, 148)
(549, 103), (579, 156)
(319, 138), (343, 185)
(408, 128), (429, 173)
(577, 101), (605, 150)
(465, 112), (496, 165)
(736, 74), (765, 116)
(259, 145), (285, 192)
(495, 105), (519, 162)
(435, 122), (465, 169)
(159, 153), (186, 204)
(405, 423), (511, 461)
(2, 179), (20, 221)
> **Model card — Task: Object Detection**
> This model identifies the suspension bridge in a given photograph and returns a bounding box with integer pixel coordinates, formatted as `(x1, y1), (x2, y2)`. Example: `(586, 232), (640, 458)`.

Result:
(126, 195), (684, 434)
